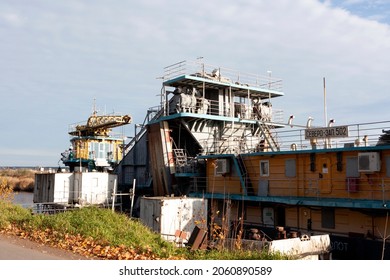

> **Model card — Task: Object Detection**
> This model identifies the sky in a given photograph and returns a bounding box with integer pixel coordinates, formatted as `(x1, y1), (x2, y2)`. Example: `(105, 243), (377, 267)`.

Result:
(1, 0), (390, 167)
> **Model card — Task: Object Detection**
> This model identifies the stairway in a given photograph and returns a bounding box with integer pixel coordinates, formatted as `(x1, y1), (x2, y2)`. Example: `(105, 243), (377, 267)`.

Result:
(173, 149), (187, 169)
(256, 121), (280, 152)
(236, 155), (255, 196)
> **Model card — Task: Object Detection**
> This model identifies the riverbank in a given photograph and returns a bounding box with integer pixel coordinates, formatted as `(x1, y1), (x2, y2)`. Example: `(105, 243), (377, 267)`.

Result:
(0, 201), (182, 260)
(0, 200), (288, 260)
(0, 168), (36, 193)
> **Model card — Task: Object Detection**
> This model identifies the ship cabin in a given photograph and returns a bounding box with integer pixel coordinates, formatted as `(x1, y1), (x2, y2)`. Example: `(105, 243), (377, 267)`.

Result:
(117, 60), (390, 259)
(61, 112), (131, 172)
(144, 60), (284, 195)
(33, 111), (132, 210)
(196, 125), (390, 259)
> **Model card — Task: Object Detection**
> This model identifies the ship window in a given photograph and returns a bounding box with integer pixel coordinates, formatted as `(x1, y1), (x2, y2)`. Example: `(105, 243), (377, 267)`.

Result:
(98, 143), (105, 159)
(260, 160), (269, 177)
(104, 143), (110, 159)
(285, 159), (296, 177)
(88, 143), (93, 159)
(321, 208), (335, 229)
(91, 142), (99, 159)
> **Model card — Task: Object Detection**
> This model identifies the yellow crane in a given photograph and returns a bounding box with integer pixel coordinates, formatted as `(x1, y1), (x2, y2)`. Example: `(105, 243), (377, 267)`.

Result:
(62, 110), (132, 171)
(69, 112), (132, 137)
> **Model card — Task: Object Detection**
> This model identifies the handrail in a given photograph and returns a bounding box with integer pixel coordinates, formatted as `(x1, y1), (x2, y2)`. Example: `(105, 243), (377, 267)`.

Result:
(274, 120), (390, 152)
(163, 59), (283, 92)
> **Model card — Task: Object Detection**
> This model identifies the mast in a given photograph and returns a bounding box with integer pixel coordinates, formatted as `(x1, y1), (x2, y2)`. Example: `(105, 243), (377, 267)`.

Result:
(323, 77), (327, 127)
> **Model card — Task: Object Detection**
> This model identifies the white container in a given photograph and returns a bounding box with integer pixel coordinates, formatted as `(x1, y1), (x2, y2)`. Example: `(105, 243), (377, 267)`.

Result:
(34, 172), (117, 206)
(34, 172), (72, 204)
(74, 172), (117, 205)
(140, 196), (207, 242)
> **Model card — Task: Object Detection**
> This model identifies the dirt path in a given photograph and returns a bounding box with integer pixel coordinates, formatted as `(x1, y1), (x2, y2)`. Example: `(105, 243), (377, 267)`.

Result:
(0, 233), (93, 260)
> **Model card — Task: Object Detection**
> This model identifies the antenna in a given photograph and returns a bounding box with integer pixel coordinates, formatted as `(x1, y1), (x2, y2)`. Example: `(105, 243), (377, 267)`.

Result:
(92, 98), (97, 116)
(323, 77), (327, 127)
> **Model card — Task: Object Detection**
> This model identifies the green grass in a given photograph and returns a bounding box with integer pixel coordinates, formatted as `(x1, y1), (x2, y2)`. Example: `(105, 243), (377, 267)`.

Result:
(26, 206), (179, 258)
(183, 247), (288, 260)
(0, 200), (32, 228)
(0, 201), (288, 260)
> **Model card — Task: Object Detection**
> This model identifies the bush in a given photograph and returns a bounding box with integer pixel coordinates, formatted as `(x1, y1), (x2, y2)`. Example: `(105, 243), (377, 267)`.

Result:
(0, 178), (14, 201)
(0, 168), (36, 192)
(0, 200), (32, 228)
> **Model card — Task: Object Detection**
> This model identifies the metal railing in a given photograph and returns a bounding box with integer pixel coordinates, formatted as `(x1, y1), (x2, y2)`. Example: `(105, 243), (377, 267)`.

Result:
(272, 120), (390, 152)
(34, 190), (115, 206)
(163, 59), (283, 92)
(167, 95), (284, 122)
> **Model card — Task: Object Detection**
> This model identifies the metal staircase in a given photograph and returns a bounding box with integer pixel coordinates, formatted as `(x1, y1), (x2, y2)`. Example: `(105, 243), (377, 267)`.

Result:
(173, 149), (187, 168)
(236, 155), (255, 196)
(256, 121), (280, 152)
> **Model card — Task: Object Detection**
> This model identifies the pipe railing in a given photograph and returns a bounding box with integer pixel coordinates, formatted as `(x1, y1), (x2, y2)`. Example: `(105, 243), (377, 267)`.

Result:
(163, 59), (283, 92)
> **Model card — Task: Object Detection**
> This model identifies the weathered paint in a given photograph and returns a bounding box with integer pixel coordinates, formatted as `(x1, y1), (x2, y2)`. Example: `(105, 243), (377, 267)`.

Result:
(201, 148), (390, 257)
(139, 196), (208, 242)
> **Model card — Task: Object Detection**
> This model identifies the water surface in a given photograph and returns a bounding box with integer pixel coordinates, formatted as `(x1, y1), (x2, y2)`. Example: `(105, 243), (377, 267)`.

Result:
(12, 192), (34, 208)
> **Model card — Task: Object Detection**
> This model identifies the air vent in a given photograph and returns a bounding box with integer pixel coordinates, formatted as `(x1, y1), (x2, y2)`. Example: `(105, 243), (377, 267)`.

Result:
(215, 159), (230, 174)
(358, 152), (380, 172)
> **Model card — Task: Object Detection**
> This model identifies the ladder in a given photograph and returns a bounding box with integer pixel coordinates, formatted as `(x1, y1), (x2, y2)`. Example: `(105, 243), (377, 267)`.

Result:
(173, 149), (187, 167)
(236, 155), (255, 196)
(257, 122), (279, 152)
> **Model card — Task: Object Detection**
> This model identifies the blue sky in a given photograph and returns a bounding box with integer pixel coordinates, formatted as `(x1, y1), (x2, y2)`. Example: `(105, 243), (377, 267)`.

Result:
(1, 0), (390, 167)
(326, 0), (390, 23)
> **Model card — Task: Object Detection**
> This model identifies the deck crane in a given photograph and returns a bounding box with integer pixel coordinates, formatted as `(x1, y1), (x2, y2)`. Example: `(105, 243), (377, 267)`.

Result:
(69, 112), (132, 137)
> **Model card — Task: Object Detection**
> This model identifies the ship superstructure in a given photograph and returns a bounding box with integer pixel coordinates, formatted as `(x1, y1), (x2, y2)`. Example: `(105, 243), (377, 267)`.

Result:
(34, 107), (132, 209)
(117, 59), (390, 259)
(116, 60), (285, 193)
(61, 109), (132, 172)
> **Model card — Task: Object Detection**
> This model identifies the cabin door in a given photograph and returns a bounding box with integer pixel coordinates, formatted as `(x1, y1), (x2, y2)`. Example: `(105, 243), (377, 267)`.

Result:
(319, 157), (332, 193)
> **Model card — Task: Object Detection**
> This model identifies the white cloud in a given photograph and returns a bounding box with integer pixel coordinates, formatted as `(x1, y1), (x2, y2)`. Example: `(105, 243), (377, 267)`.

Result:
(1, 0), (390, 166)
(0, 12), (24, 27)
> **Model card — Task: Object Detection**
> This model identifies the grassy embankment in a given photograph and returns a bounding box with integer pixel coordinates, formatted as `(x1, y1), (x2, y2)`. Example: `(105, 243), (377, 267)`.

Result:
(0, 201), (289, 260)
(0, 168), (289, 260)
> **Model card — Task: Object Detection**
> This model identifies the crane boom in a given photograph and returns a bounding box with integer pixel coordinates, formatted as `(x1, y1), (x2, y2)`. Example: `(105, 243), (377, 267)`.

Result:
(69, 114), (132, 136)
